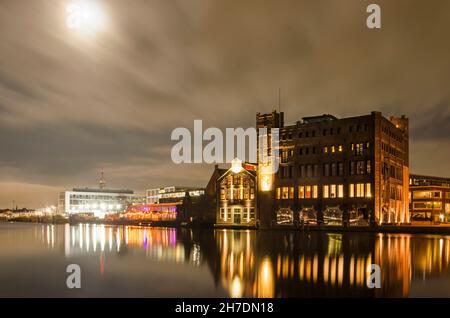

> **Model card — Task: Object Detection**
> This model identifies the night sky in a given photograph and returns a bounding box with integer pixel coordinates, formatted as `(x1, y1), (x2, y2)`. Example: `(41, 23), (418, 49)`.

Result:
(0, 0), (449, 208)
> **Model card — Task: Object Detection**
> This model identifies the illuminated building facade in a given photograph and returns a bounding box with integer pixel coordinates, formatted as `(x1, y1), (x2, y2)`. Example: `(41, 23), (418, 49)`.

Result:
(256, 110), (410, 227)
(409, 174), (450, 222)
(215, 159), (258, 227)
(146, 186), (205, 204)
(58, 188), (136, 217)
(124, 202), (180, 222)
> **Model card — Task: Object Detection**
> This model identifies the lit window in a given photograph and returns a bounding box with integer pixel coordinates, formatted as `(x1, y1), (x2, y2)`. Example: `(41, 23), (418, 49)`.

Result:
(413, 202), (442, 209)
(330, 184), (337, 198)
(299, 186), (305, 199)
(338, 185), (344, 198)
(323, 185), (329, 198)
(349, 184), (355, 198)
(289, 187), (294, 199)
(276, 187), (281, 200)
(282, 187), (289, 199)
(356, 183), (364, 197)
(355, 143), (364, 156)
(323, 146), (328, 153)
(413, 191), (441, 199)
(305, 186), (312, 199)
(331, 146), (336, 153)
(338, 145), (343, 152)
(313, 185), (318, 198)
(366, 183), (372, 197)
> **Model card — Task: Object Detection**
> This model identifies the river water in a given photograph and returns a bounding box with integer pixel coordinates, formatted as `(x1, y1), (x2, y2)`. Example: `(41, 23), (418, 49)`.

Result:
(0, 222), (449, 297)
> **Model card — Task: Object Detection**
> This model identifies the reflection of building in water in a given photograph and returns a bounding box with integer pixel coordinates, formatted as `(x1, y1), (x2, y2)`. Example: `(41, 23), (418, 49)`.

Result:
(409, 235), (450, 281)
(374, 234), (411, 297)
(200, 230), (450, 298)
(202, 230), (378, 297)
(212, 230), (274, 297)
(33, 224), (450, 298)
(62, 225), (190, 264)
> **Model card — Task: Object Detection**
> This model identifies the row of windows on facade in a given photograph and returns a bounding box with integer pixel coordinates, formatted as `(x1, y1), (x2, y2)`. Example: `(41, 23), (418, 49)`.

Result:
(382, 125), (404, 143)
(222, 175), (255, 187)
(69, 199), (126, 205)
(276, 183), (372, 200)
(69, 194), (131, 200)
(381, 142), (403, 158)
(381, 163), (403, 181)
(278, 160), (372, 179)
(410, 178), (450, 187)
(220, 188), (256, 201)
(412, 202), (450, 212)
(280, 124), (370, 141)
(219, 207), (255, 221)
(281, 142), (370, 162)
(410, 191), (450, 200)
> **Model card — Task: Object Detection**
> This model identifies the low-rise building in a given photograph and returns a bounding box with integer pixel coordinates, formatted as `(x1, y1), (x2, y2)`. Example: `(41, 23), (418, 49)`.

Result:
(409, 174), (450, 222)
(145, 186), (205, 204)
(58, 188), (136, 217)
(58, 173), (144, 218)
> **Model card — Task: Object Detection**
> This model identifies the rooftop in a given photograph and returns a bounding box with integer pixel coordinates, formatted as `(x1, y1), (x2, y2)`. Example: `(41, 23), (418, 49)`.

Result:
(72, 187), (134, 194)
(301, 114), (338, 124)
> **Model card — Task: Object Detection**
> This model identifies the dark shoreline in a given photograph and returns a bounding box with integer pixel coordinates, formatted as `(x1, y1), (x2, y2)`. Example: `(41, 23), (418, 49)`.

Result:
(3, 218), (450, 235)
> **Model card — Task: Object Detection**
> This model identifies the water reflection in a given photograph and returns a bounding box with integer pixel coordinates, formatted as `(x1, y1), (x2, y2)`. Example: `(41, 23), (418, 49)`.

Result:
(3, 223), (450, 297)
(205, 231), (376, 297)
(61, 224), (187, 264)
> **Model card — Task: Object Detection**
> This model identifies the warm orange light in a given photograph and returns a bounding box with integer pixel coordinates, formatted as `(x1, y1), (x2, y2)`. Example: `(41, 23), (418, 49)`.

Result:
(259, 166), (273, 191)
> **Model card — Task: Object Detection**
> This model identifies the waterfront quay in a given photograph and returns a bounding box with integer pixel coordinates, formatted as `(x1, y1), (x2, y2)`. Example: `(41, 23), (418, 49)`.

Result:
(4, 216), (450, 235)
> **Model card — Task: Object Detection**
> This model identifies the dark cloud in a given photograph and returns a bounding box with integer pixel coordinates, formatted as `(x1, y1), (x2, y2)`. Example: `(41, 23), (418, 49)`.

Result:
(0, 0), (450, 207)
(411, 103), (450, 141)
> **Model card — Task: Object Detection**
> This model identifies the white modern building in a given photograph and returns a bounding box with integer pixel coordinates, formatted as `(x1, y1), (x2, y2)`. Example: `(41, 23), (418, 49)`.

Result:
(58, 187), (137, 217)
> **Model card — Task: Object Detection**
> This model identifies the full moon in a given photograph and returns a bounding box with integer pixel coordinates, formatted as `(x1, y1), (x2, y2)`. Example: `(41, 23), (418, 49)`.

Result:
(66, 1), (105, 34)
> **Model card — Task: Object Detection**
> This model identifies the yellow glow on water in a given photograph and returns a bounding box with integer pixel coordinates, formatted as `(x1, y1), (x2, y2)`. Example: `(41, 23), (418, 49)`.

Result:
(258, 257), (274, 298)
(230, 276), (243, 298)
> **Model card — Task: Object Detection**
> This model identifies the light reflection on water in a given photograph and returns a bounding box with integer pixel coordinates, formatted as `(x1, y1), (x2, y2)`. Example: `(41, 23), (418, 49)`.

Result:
(1, 223), (450, 297)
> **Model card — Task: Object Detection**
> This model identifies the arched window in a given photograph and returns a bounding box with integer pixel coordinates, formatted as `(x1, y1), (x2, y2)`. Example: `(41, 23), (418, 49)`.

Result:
(277, 208), (293, 225)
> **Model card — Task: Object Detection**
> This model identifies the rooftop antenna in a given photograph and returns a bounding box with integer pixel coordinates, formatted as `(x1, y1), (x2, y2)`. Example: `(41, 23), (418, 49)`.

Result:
(99, 169), (106, 189)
